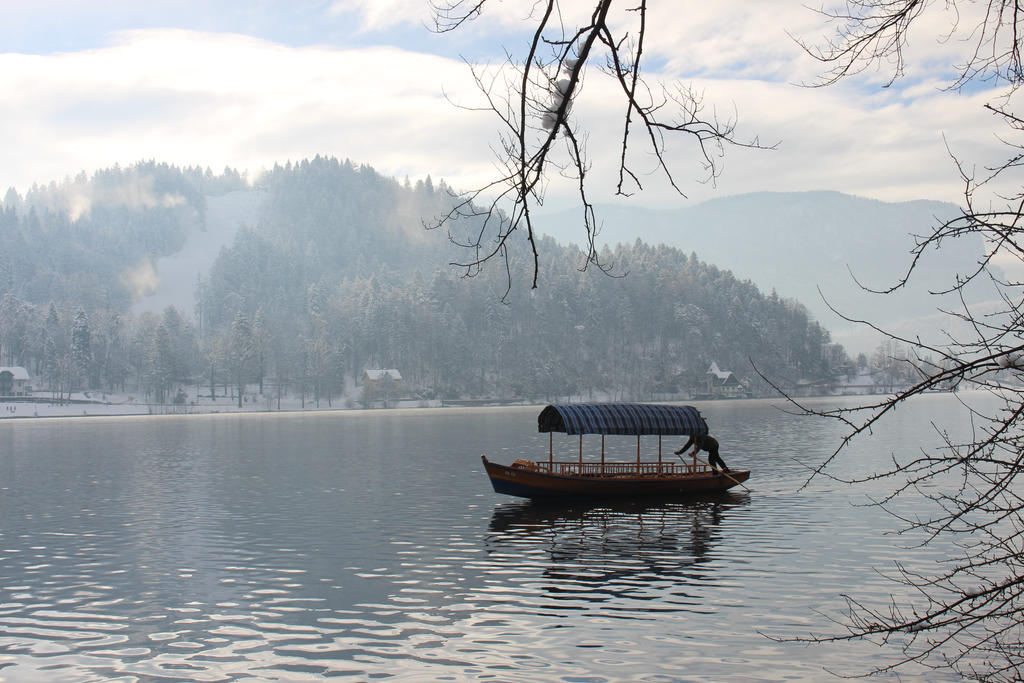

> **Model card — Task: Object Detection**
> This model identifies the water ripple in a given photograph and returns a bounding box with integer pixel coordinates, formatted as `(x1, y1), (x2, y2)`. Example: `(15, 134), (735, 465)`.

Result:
(0, 402), (980, 681)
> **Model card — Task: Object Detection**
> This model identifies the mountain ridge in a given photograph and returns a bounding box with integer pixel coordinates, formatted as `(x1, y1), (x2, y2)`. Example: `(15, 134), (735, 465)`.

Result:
(534, 191), (984, 352)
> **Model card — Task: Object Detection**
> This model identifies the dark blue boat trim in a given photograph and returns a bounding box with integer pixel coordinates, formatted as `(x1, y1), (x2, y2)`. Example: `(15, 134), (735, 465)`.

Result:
(538, 403), (708, 436)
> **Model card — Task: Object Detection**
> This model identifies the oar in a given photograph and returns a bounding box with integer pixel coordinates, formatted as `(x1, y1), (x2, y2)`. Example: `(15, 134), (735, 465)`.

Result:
(676, 450), (751, 492)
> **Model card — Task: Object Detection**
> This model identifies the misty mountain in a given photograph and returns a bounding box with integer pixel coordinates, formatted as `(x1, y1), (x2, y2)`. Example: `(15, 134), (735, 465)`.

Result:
(0, 158), (838, 401)
(194, 157), (835, 398)
(534, 192), (988, 352)
(132, 188), (260, 316)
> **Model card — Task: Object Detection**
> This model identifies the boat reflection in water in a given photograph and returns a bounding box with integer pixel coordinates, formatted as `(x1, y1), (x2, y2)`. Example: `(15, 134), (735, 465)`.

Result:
(485, 493), (750, 607)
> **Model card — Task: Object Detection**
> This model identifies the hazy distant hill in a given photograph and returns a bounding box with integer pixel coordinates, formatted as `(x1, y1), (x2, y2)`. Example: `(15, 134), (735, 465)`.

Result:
(534, 192), (989, 352)
(0, 160), (927, 400)
(132, 188), (260, 316)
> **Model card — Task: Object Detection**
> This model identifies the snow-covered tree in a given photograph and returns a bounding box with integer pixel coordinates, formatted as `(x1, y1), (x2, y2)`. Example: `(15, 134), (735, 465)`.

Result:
(227, 311), (255, 408)
(70, 307), (91, 391)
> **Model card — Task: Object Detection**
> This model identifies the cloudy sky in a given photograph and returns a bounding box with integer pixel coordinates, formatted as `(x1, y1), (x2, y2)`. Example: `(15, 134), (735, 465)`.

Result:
(0, 1), (1007, 211)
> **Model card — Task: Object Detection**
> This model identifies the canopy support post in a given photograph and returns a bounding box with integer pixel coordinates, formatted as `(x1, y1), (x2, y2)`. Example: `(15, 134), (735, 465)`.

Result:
(601, 435), (605, 474)
(549, 432), (553, 471)
(579, 434), (583, 472)
(658, 436), (662, 474)
(636, 435), (641, 471)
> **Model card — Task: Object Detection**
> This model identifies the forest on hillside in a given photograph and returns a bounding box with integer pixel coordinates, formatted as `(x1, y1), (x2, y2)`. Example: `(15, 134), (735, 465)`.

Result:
(0, 158), (847, 404)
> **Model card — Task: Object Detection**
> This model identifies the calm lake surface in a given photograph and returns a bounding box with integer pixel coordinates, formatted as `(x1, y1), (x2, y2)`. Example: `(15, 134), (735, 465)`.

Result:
(0, 394), (984, 682)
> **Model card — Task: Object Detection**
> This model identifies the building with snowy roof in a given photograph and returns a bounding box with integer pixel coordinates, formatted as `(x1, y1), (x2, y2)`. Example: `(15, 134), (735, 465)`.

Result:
(0, 367), (31, 397)
(361, 369), (403, 408)
(705, 362), (746, 398)
(362, 369), (402, 387)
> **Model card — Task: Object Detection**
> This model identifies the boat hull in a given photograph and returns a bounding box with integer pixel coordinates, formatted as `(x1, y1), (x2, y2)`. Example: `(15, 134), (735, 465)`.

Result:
(482, 456), (750, 500)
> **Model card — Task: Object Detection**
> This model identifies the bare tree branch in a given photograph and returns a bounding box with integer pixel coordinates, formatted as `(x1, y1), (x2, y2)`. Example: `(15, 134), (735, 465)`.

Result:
(782, 3), (1024, 679)
(428, 0), (772, 297)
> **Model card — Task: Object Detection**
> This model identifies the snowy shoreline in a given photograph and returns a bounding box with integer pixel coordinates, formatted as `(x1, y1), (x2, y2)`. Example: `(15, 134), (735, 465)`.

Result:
(5, 388), (961, 421)
(0, 395), (534, 420)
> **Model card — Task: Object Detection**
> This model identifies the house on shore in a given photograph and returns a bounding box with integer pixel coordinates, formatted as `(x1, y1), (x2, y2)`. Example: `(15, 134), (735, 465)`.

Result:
(830, 369), (881, 396)
(702, 362), (748, 399)
(0, 367), (31, 397)
(361, 369), (403, 408)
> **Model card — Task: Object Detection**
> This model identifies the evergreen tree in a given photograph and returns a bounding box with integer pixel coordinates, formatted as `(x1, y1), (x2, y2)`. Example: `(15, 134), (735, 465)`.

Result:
(70, 308), (91, 391)
(228, 311), (255, 408)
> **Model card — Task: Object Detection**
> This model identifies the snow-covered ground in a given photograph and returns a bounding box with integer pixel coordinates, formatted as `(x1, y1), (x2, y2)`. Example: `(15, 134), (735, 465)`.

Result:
(0, 400), (150, 419)
(0, 390), (443, 419)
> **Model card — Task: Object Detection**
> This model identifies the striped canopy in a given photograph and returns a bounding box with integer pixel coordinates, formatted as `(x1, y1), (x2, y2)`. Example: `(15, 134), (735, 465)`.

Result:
(538, 403), (708, 437)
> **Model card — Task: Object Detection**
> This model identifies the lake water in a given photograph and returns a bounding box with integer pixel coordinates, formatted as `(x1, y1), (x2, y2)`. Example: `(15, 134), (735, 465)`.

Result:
(0, 394), (983, 681)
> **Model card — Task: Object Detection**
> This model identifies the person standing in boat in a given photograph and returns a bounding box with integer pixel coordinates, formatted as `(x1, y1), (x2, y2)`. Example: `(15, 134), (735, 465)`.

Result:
(675, 434), (730, 472)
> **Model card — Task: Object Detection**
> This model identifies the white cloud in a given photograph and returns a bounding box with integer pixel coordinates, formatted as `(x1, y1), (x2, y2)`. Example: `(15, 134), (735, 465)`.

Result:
(0, 21), (1007, 214)
(330, 0), (590, 34)
(520, 60), (1002, 209)
(0, 29), (495, 193)
(327, 0), (429, 32)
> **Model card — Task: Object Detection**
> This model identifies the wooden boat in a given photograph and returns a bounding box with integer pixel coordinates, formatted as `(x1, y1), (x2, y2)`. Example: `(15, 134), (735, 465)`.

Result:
(482, 402), (750, 500)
